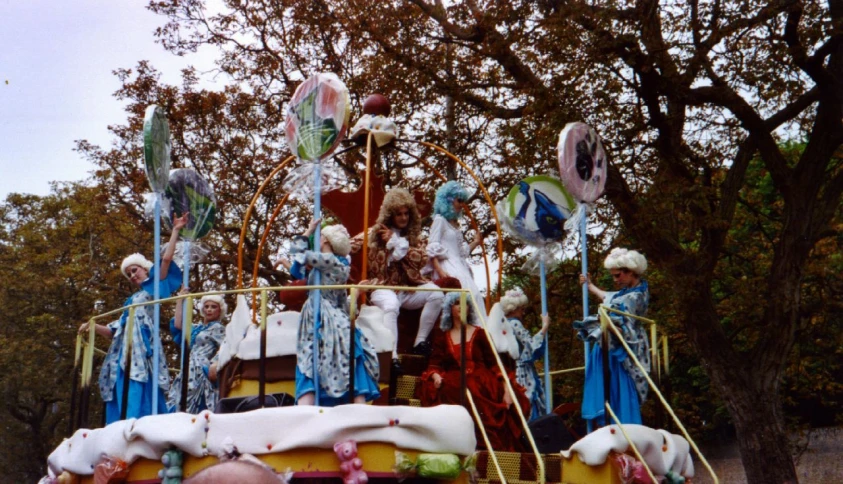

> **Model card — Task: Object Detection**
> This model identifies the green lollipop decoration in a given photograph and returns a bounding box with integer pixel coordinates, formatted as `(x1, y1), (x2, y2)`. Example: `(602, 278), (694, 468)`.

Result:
(164, 169), (217, 241)
(143, 105), (171, 193)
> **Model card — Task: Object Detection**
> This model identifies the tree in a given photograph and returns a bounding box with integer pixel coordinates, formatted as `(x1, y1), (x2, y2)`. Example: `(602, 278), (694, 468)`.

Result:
(144, 1), (843, 481)
(0, 183), (145, 480)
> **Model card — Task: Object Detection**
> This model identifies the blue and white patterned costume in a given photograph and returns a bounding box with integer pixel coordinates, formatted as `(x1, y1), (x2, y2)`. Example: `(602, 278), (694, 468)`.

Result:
(167, 319), (225, 413)
(290, 235), (380, 405)
(508, 317), (547, 420)
(98, 265), (182, 423)
(575, 281), (650, 425)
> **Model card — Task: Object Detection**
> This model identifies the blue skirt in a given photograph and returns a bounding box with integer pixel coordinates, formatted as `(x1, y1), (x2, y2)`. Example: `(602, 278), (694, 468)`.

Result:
(295, 328), (381, 406)
(581, 343), (642, 425)
(105, 366), (169, 424)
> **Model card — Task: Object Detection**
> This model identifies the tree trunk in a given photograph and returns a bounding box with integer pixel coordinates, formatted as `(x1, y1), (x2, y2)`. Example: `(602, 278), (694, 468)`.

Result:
(674, 276), (800, 484)
(725, 381), (797, 484)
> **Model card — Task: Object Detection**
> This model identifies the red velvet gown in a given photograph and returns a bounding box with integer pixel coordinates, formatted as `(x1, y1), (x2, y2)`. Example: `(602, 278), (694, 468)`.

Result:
(417, 327), (530, 451)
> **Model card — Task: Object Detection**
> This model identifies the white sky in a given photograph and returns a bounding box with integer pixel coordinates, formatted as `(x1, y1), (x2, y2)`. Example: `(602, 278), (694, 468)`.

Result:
(0, 0), (217, 199)
(0, 1), (508, 292)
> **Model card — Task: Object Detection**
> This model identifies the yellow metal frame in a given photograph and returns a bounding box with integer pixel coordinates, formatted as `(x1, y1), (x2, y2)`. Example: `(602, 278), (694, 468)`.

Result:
(597, 306), (718, 484)
(234, 132), (505, 314)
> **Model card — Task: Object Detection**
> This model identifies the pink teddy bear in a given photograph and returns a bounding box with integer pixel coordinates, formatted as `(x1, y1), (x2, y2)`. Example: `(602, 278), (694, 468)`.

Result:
(334, 440), (368, 484)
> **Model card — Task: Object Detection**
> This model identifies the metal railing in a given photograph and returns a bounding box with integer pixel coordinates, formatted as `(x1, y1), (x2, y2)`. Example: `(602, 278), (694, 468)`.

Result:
(597, 306), (718, 484)
(70, 283), (539, 483)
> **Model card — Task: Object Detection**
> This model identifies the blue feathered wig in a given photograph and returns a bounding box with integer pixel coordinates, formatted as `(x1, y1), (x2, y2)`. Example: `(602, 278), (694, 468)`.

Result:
(439, 291), (475, 330)
(433, 181), (470, 221)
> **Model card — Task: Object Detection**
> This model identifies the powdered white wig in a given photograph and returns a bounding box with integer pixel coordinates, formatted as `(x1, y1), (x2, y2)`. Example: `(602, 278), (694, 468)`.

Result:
(321, 224), (351, 257)
(500, 287), (529, 315)
(603, 248), (648, 275)
(199, 294), (228, 317)
(120, 253), (153, 279)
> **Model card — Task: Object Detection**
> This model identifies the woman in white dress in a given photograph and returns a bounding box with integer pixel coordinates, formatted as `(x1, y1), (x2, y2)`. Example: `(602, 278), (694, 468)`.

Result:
(425, 181), (485, 320)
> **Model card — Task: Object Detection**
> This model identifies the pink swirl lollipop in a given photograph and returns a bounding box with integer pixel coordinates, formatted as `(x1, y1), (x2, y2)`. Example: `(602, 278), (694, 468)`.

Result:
(557, 122), (607, 203)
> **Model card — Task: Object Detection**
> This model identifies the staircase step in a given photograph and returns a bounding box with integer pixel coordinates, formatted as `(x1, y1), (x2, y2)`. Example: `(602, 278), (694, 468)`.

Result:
(474, 451), (562, 484)
(394, 375), (421, 400)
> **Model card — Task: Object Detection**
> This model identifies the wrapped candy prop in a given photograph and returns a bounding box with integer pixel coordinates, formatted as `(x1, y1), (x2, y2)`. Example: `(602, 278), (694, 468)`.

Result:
(497, 175), (574, 273)
(282, 72), (351, 406)
(164, 168), (217, 241)
(143, 105), (172, 194)
(142, 104), (175, 415)
(394, 451), (475, 480)
(557, 121), (606, 204)
(497, 175), (574, 416)
(557, 124), (609, 426)
(283, 73), (351, 196)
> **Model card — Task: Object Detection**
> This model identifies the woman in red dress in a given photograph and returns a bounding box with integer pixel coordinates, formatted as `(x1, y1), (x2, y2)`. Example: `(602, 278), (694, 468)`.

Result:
(417, 292), (529, 451)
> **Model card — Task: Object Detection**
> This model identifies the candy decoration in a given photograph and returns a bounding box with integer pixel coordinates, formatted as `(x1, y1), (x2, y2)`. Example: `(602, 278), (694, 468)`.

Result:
(143, 105), (172, 194)
(557, 122), (607, 203)
(502, 175), (575, 246)
(284, 73), (350, 162)
(164, 169), (217, 241)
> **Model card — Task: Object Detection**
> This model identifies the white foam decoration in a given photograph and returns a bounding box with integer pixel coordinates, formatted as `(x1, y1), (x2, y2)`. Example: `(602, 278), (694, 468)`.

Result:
(562, 424), (695, 478)
(47, 405), (476, 476)
(225, 306), (395, 363)
(216, 294), (252, 369)
(484, 303), (519, 360)
(235, 311), (300, 360)
(657, 429), (695, 476)
(355, 305), (394, 353)
(205, 405), (476, 456)
(349, 114), (397, 147)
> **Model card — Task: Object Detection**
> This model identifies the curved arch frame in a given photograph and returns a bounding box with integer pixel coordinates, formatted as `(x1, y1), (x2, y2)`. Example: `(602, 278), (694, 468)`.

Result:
(236, 135), (505, 312)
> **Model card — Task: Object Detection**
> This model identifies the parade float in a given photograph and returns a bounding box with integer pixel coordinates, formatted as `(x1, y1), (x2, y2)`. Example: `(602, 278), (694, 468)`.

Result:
(43, 73), (716, 484)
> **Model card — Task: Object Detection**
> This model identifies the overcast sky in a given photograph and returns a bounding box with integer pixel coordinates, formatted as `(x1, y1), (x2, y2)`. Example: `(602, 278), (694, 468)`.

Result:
(0, 0), (216, 200)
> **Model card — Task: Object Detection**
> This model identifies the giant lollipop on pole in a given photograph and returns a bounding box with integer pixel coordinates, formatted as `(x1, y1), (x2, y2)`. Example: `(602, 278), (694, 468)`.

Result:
(283, 73), (350, 406)
(142, 104), (172, 415)
(498, 175), (575, 415)
(164, 168), (217, 411)
(557, 121), (608, 431)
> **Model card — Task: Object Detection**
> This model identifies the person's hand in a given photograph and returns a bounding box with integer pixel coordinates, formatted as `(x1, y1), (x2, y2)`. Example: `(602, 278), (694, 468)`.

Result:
(377, 226), (391, 243)
(433, 374), (443, 389)
(359, 279), (374, 286)
(503, 390), (513, 408)
(304, 217), (322, 237)
(472, 231), (482, 246)
(541, 314), (550, 335)
(579, 274), (590, 286)
(78, 322), (90, 334)
(436, 269), (450, 280)
(172, 212), (190, 231)
(178, 287), (190, 296)
(350, 237), (362, 253)
(208, 363), (218, 383)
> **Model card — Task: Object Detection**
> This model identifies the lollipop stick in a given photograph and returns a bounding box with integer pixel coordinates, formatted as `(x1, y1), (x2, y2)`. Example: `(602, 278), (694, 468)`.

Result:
(540, 258), (552, 415)
(152, 197), (162, 414)
(312, 162), (323, 406)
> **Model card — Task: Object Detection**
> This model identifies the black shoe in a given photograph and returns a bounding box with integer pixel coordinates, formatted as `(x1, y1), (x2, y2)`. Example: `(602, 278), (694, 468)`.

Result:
(391, 358), (403, 376)
(412, 340), (432, 357)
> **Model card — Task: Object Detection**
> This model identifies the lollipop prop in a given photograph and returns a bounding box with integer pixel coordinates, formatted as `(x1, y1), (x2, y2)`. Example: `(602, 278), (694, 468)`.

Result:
(164, 168), (217, 409)
(142, 105), (172, 415)
(557, 122), (607, 431)
(498, 175), (574, 415)
(283, 73), (350, 406)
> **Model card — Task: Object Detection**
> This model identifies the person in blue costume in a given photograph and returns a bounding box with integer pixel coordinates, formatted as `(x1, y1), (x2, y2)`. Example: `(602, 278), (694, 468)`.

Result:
(576, 248), (650, 426)
(167, 290), (226, 413)
(499, 287), (550, 421)
(291, 218), (380, 406)
(79, 213), (188, 424)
